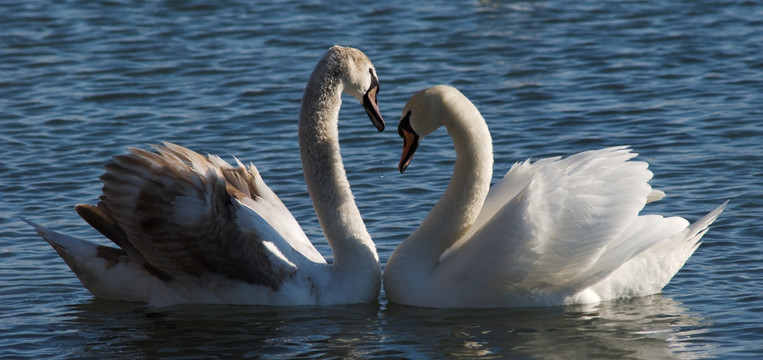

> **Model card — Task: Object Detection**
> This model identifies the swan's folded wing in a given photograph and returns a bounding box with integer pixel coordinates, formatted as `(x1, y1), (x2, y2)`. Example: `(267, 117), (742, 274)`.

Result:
(85, 143), (322, 289)
(444, 147), (684, 294)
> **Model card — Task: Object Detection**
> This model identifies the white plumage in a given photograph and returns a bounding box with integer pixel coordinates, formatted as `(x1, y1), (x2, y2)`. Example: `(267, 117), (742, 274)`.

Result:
(384, 85), (725, 308)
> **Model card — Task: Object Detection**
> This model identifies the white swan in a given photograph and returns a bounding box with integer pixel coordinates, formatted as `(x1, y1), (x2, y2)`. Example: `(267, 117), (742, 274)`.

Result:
(383, 85), (725, 308)
(26, 46), (385, 306)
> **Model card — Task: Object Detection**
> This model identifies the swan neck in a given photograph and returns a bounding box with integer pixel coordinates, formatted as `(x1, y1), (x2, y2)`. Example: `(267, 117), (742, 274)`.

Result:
(298, 65), (379, 274)
(395, 113), (494, 270)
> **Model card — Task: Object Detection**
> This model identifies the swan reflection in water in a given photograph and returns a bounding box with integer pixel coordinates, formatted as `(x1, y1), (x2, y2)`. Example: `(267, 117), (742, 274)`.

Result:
(60, 295), (711, 359)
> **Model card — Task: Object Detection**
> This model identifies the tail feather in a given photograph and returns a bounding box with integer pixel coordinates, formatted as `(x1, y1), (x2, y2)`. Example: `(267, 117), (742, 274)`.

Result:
(23, 218), (102, 262)
(24, 218), (163, 302)
(22, 218), (110, 289)
(651, 202), (727, 291)
(686, 201), (727, 241)
(584, 201), (726, 302)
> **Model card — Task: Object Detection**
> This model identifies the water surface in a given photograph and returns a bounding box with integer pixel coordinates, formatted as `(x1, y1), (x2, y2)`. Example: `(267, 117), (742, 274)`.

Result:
(2, 0), (762, 358)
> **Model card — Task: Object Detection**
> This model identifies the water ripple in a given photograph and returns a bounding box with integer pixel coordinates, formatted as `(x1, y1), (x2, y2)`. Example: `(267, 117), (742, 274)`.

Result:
(1, 0), (761, 358)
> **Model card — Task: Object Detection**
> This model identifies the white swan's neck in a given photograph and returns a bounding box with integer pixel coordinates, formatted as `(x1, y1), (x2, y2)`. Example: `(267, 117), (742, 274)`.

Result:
(393, 105), (494, 273)
(298, 61), (379, 279)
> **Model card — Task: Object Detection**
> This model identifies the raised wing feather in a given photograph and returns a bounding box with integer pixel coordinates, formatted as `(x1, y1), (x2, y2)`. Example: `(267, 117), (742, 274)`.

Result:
(80, 143), (323, 290)
(440, 147), (686, 297)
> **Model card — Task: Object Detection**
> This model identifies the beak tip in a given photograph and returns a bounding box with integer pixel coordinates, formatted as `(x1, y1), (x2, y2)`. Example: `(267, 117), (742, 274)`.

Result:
(362, 87), (384, 132)
(398, 161), (409, 174)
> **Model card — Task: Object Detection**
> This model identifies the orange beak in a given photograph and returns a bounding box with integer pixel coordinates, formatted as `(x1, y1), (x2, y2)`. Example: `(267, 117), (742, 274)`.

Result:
(398, 111), (419, 173)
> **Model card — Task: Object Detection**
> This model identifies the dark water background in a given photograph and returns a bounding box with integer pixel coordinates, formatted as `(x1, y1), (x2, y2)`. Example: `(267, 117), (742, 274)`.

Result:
(1, 0), (761, 358)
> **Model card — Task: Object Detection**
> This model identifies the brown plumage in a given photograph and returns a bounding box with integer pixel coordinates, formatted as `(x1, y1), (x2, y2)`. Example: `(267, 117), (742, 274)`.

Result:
(76, 143), (294, 290)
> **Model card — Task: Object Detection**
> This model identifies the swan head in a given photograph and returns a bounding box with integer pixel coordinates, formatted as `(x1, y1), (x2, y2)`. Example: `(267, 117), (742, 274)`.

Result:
(397, 85), (466, 173)
(325, 45), (385, 132)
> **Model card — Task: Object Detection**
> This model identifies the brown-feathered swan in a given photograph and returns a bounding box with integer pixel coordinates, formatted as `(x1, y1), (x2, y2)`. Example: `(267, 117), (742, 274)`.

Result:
(27, 46), (384, 306)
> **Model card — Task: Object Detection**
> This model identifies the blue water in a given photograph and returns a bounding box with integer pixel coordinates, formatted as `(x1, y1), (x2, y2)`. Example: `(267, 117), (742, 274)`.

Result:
(2, 0), (762, 358)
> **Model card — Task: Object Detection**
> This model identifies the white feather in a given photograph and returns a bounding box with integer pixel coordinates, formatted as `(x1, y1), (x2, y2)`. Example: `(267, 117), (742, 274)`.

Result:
(384, 85), (725, 308)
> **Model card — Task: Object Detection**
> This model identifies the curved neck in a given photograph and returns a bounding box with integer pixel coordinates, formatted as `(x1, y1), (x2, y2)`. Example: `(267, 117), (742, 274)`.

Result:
(392, 113), (494, 273)
(298, 65), (379, 275)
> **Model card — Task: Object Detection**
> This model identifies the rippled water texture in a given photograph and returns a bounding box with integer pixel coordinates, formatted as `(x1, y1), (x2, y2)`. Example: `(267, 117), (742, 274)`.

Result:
(2, 0), (762, 358)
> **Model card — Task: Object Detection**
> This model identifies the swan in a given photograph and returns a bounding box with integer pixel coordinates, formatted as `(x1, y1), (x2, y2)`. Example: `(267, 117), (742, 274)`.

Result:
(26, 45), (385, 306)
(383, 85), (725, 308)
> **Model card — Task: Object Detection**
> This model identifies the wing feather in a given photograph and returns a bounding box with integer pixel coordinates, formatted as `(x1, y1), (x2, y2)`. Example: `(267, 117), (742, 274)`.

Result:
(80, 143), (321, 290)
(440, 147), (680, 297)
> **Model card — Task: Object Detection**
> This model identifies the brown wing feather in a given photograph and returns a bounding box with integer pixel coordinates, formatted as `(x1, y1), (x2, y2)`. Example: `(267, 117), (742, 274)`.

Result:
(79, 143), (294, 290)
(75, 203), (174, 281)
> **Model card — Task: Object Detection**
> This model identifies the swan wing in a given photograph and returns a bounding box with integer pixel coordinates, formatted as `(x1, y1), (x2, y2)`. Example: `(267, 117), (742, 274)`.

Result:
(441, 147), (689, 297)
(584, 201), (726, 301)
(78, 143), (323, 289)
